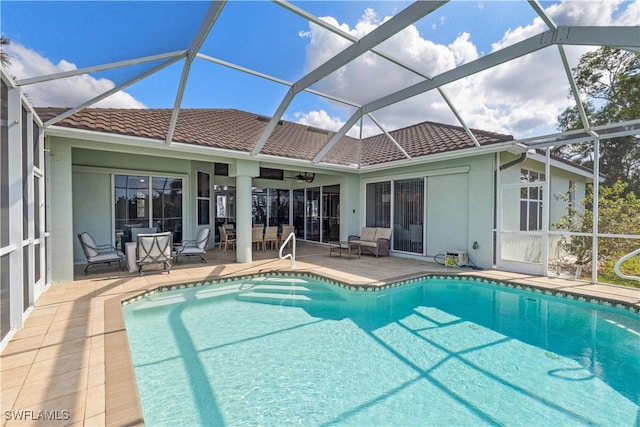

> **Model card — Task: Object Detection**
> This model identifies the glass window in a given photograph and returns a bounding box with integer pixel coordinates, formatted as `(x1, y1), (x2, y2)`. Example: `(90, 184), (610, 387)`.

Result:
(22, 107), (28, 240)
(23, 246), (29, 310)
(268, 189), (290, 227)
(366, 181), (391, 228)
(306, 187), (320, 242)
(1, 254), (9, 341)
(293, 189), (305, 238)
(519, 169), (544, 231)
(33, 121), (40, 169)
(152, 177), (183, 242)
(321, 185), (340, 242)
(115, 175), (149, 237)
(252, 187), (267, 225)
(115, 174), (182, 244)
(197, 171), (210, 226)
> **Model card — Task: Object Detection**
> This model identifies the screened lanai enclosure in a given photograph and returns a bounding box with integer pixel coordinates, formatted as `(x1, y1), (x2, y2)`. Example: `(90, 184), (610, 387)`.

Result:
(1, 0), (639, 347)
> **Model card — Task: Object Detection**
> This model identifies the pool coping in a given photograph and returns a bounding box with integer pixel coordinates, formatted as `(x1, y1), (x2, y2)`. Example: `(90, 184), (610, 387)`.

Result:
(104, 271), (640, 425)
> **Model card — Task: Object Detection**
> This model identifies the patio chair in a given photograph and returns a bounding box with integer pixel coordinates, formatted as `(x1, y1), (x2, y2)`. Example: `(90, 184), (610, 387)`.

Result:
(218, 226), (236, 252)
(252, 226), (264, 251)
(136, 232), (173, 276)
(263, 226), (278, 251)
(175, 228), (210, 264)
(77, 232), (125, 274)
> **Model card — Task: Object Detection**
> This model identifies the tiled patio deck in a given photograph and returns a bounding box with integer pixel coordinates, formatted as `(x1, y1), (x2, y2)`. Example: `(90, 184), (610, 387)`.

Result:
(2, 242), (639, 426)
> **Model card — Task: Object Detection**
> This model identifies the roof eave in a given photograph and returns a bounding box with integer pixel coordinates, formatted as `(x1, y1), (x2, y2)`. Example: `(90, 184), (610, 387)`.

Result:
(358, 142), (518, 173)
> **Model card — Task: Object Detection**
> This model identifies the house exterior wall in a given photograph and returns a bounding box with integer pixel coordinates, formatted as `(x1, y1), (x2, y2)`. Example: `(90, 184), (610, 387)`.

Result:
(47, 135), (356, 281)
(47, 133), (592, 281)
(359, 154), (495, 269)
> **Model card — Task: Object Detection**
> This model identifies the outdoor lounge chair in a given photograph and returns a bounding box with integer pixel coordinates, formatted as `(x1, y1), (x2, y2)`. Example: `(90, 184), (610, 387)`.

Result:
(136, 232), (173, 275)
(77, 232), (125, 274)
(175, 228), (210, 264)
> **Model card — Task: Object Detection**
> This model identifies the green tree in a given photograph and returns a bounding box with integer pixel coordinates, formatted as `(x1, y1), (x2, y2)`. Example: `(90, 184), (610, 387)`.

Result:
(0, 36), (11, 67)
(556, 47), (640, 195)
(554, 180), (640, 286)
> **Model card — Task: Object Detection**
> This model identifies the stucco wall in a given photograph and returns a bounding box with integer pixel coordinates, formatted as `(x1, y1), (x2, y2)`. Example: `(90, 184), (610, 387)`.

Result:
(359, 154), (495, 269)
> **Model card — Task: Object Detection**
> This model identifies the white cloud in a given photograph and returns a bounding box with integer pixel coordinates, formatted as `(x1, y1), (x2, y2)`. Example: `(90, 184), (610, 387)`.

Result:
(5, 43), (146, 109)
(296, 0), (637, 139)
(293, 109), (361, 138)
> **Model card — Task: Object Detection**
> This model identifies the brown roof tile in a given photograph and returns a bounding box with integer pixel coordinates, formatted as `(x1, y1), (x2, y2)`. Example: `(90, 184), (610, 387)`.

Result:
(34, 108), (513, 167)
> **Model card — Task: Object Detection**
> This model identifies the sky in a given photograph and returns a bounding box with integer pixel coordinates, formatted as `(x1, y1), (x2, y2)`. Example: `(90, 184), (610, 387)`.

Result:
(2, 0), (638, 140)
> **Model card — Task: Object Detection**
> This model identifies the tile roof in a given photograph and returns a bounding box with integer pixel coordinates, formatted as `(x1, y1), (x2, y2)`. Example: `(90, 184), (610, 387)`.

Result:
(35, 107), (514, 167)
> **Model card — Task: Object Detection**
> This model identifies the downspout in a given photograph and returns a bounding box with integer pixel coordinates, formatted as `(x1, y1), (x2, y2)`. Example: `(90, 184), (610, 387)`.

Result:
(499, 152), (527, 171)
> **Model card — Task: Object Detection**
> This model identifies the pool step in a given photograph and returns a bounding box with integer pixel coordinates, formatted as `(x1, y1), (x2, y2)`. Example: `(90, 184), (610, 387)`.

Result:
(237, 283), (344, 307)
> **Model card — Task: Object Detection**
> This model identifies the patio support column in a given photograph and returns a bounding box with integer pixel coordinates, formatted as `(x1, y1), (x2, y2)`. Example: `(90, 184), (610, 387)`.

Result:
(230, 160), (259, 263)
(49, 140), (74, 282)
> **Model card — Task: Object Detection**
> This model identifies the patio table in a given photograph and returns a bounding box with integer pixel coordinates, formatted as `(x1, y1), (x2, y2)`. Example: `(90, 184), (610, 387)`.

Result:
(328, 241), (360, 258)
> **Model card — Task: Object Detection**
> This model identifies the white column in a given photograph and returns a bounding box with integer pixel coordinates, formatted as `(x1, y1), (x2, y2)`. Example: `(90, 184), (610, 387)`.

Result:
(235, 175), (253, 263)
(230, 160), (259, 263)
(49, 140), (74, 282)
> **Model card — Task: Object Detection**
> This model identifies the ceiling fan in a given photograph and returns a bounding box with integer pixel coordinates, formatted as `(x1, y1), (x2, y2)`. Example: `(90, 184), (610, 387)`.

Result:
(286, 172), (315, 183)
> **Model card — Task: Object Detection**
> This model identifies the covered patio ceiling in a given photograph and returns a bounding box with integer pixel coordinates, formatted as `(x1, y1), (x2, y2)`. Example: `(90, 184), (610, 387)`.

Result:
(5, 1), (640, 168)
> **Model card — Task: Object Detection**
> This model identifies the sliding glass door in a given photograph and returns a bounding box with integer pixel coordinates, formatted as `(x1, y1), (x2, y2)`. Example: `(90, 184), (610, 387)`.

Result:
(366, 179), (425, 254)
(393, 178), (424, 254)
(114, 174), (183, 245)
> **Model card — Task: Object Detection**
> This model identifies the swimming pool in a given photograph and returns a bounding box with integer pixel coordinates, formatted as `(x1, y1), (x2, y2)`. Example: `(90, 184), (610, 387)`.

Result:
(122, 275), (640, 426)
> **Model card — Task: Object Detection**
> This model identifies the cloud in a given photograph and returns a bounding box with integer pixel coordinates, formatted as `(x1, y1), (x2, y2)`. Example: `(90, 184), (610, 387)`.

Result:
(5, 43), (146, 109)
(296, 0), (636, 139)
(293, 109), (361, 138)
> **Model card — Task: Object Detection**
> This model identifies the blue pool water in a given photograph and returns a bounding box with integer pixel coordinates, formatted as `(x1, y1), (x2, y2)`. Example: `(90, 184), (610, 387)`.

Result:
(122, 276), (640, 426)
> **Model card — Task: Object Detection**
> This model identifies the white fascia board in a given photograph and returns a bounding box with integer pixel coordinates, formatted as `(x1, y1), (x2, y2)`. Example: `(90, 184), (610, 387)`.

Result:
(46, 126), (165, 146)
(46, 126), (522, 175)
(527, 151), (594, 180)
(45, 125), (359, 173)
(357, 140), (519, 173)
(47, 126), (254, 161)
(253, 153), (358, 173)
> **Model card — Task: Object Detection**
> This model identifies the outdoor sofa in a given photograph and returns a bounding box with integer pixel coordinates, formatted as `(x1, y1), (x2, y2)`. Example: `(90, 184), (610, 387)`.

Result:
(348, 227), (392, 257)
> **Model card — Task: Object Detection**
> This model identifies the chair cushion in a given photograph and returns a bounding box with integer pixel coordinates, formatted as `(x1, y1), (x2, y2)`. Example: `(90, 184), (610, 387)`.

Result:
(375, 228), (392, 240)
(179, 247), (204, 255)
(360, 227), (376, 241)
(89, 252), (122, 262)
(79, 233), (98, 257)
(358, 241), (378, 248)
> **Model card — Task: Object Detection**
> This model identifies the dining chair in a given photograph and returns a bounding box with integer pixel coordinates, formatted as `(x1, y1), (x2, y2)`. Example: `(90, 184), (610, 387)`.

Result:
(279, 225), (295, 248)
(218, 226), (236, 252)
(263, 226), (279, 251)
(252, 226), (264, 251)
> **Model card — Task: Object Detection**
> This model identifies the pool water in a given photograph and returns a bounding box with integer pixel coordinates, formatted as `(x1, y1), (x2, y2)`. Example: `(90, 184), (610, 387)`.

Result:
(122, 276), (640, 426)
